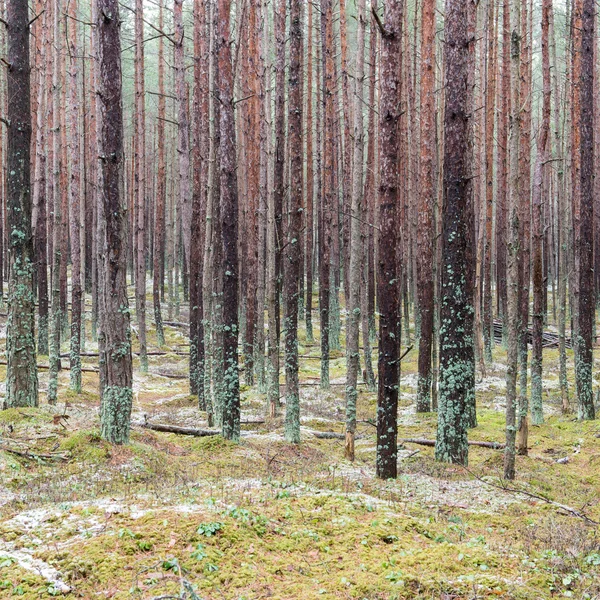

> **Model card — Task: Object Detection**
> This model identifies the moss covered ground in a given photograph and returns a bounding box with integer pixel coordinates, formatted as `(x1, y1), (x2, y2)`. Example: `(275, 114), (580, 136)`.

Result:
(0, 300), (599, 599)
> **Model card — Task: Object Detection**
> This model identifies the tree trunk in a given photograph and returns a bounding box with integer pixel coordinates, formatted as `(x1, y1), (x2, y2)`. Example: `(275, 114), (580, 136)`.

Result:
(376, 0), (403, 479)
(504, 0), (521, 480)
(134, 0), (148, 372)
(190, 0), (209, 405)
(576, 0), (596, 420)
(283, 0), (303, 444)
(344, 0), (366, 460)
(68, 0), (83, 392)
(217, 0), (240, 441)
(48, 0), (63, 406)
(416, 0), (435, 412)
(529, 0), (551, 430)
(305, 0), (315, 344)
(319, 0), (334, 391)
(153, 0), (166, 347)
(435, 0), (475, 465)
(4, 0), (38, 409)
(483, 0), (497, 363)
(97, 0), (134, 444)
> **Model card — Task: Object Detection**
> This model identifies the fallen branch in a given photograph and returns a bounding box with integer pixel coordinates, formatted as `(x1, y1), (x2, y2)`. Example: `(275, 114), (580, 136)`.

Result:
(402, 438), (505, 449)
(141, 421), (220, 437)
(464, 467), (599, 526)
(0, 444), (69, 462)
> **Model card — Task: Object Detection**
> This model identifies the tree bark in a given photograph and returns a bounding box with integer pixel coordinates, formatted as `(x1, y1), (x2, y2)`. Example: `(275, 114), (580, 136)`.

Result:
(529, 0), (551, 430)
(134, 0), (148, 372)
(416, 0), (436, 412)
(504, 0), (521, 480)
(4, 0), (38, 409)
(283, 0), (303, 444)
(216, 0), (240, 441)
(97, 0), (134, 444)
(435, 0), (475, 466)
(319, 0), (334, 391)
(344, 0), (367, 460)
(576, 0), (596, 420)
(68, 0), (83, 392)
(376, 0), (403, 479)
(153, 0), (166, 347)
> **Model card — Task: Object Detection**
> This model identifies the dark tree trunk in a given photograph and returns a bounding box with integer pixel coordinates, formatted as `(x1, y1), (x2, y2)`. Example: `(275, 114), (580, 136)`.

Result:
(5, 0), (38, 408)
(217, 0), (240, 441)
(435, 0), (475, 465)
(319, 0), (334, 391)
(376, 0), (403, 479)
(283, 0), (303, 443)
(190, 0), (209, 405)
(97, 0), (133, 444)
(577, 0), (596, 420)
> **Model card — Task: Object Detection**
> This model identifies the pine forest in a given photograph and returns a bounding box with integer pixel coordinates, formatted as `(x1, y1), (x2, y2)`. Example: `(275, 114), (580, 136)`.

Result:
(0, 0), (599, 597)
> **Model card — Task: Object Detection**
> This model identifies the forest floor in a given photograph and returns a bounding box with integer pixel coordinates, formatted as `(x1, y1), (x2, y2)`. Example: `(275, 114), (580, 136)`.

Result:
(1, 299), (600, 599)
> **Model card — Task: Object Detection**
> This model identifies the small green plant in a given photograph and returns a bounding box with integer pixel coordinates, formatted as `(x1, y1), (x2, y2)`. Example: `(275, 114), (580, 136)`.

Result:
(197, 521), (224, 537)
(136, 540), (153, 552)
(191, 544), (207, 561)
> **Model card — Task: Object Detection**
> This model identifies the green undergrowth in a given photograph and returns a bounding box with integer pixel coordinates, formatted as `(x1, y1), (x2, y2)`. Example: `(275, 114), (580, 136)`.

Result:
(1, 306), (600, 599)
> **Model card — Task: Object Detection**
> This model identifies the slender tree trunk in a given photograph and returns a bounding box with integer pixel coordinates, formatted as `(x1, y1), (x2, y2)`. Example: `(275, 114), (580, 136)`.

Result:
(504, 0), (521, 480)
(283, 0), (303, 443)
(529, 0), (551, 430)
(376, 0), (403, 479)
(48, 0), (63, 406)
(483, 0), (497, 363)
(496, 0), (510, 326)
(97, 0), (133, 444)
(517, 0), (532, 453)
(362, 6), (377, 391)
(190, 0), (209, 404)
(549, 4), (569, 411)
(344, 0), (366, 460)
(174, 0), (191, 277)
(68, 0), (83, 392)
(153, 0), (166, 347)
(416, 0), (436, 412)
(4, 0), (38, 409)
(242, 0), (260, 387)
(576, 0), (596, 420)
(217, 0), (240, 441)
(33, 8), (49, 357)
(319, 0), (334, 391)
(305, 0), (315, 343)
(435, 0), (475, 465)
(134, 0), (148, 372)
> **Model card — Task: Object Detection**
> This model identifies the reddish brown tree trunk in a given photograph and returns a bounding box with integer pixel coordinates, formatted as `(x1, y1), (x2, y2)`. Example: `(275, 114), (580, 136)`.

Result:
(416, 0), (435, 412)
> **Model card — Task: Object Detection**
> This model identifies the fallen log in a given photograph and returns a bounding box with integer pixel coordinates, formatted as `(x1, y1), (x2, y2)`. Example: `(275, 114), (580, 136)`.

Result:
(402, 438), (504, 449)
(141, 421), (220, 437)
(310, 431), (345, 440)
